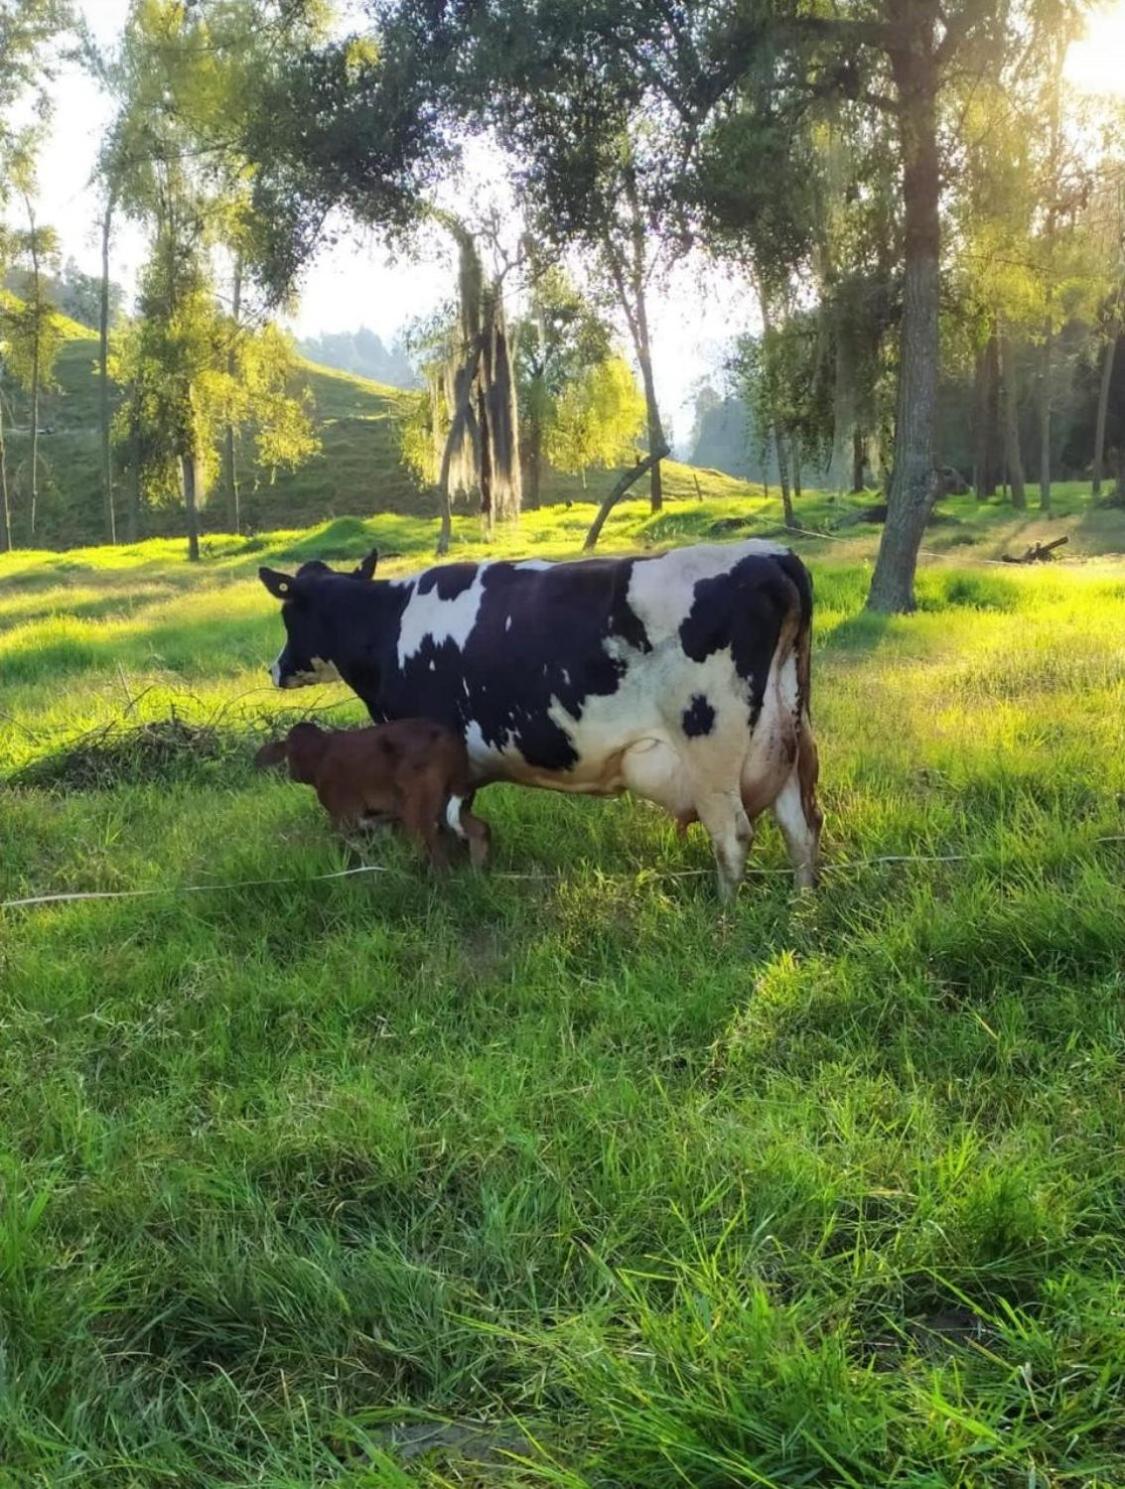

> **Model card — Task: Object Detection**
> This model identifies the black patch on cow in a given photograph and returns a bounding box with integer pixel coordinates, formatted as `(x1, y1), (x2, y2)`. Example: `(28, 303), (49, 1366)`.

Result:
(608, 561), (652, 653)
(681, 694), (716, 738)
(678, 553), (803, 726)
(417, 563), (478, 601)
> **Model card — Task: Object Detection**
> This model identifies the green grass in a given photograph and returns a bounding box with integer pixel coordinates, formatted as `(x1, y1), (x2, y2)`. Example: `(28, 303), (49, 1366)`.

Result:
(1, 500), (1124, 1486)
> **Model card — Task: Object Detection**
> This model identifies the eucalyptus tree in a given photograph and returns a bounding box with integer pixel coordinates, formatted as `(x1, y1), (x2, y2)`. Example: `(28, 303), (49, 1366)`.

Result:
(103, 0), (320, 553)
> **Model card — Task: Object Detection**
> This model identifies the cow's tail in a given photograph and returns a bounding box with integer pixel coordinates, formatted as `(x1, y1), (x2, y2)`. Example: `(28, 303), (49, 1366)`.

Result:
(774, 551), (822, 835)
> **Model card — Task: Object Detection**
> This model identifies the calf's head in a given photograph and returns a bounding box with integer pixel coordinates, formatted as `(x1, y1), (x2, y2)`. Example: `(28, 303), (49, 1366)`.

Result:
(278, 721), (330, 784)
(253, 738), (289, 771)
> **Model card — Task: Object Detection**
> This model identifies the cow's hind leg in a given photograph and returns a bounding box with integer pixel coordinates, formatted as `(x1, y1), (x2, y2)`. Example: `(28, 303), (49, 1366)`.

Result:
(770, 727), (822, 891)
(694, 786), (754, 903)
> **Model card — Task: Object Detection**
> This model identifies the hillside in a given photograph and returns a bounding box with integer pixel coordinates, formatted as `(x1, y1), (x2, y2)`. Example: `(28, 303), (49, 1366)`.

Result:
(1, 315), (435, 548)
(2, 321), (755, 550)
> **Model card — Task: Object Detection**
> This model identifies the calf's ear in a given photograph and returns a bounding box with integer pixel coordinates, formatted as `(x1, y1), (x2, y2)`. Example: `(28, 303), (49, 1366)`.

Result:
(353, 548), (379, 582)
(259, 566), (298, 600)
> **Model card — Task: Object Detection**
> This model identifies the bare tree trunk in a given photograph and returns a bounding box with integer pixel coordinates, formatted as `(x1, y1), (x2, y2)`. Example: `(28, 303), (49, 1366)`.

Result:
(868, 38), (941, 613)
(775, 429), (794, 527)
(998, 328), (1026, 510)
(182, 452), (201, 562)
(1092, 323), (1118, 499)
(791, 438), (802, 501)
(584, 441), (670, 551)
(99, 194), (116, 544)
(222, 255), (243, 532)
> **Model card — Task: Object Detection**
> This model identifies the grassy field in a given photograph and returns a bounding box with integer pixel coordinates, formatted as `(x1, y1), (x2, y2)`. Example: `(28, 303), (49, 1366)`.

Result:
(1, 495), (1124, 1487)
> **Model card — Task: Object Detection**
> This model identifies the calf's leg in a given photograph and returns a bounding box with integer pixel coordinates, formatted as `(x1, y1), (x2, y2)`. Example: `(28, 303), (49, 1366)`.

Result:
(446, 793), (491, 869)
(401, 783), (451, 870)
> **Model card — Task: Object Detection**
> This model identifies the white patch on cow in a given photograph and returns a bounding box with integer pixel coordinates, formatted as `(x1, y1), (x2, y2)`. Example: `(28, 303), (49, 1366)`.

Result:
(514, 559), (551, 570)
(561, 669), (570, 686)
(445, 794), (467, 837)
(270, 655), (282, 687)
(505, 615), (512, 631)
(396, 566), (488, 666)
(626, 538), (791, 639)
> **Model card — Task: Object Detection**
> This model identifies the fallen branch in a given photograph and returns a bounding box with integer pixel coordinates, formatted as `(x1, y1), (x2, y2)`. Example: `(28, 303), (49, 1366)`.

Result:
(583, 442), (671, 552)
(1001, 535), (1068, 564)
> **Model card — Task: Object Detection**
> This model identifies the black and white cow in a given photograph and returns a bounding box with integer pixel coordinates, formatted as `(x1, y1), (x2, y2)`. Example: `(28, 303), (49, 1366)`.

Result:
(259, 541), (822, 898)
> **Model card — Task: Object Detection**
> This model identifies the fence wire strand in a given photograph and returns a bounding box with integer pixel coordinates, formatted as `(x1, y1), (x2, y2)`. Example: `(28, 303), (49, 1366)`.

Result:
(4, 838), (1123, 912)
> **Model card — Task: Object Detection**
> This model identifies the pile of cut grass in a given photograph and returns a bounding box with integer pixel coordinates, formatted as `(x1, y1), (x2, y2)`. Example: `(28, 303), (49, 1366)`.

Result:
(0, 501), (1123, 1487)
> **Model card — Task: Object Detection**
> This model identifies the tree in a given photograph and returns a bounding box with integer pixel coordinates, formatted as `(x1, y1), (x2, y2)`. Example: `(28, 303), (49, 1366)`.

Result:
(1, 169), (63, 542)
(103, 0), (321, 555)
(547, 355), (646, 486)
(514, 264), (623, 506)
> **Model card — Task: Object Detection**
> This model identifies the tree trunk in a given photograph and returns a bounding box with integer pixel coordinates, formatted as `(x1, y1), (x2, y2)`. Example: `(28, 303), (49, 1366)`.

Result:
(829, 316), (858, 492)
(1037, 32), (1063, 516)
(223, 255), (243, 532)
(775, 429), (794, 527)
(526, 410), (542, 510)
(998, 328), (1026, 510)
(182, 452), (201, 562)
(1091, 324), (1118, 498)
(1038, 327), (1053, 512)
(867, 39), (940, 613)
(127, 457), (140, 544)
(584, 441), (670, 551)
(852, 428), (866, 492)
(634, 296), (664, 515)
(605, 173), (665, 515)
(29, 336), (40, 543)
(0, 388), (10, 551)
(99, 194), (116, 544)
(436, 348), (479, 556)
(972, 330), (998, 500)
(791, 438), (802, 501)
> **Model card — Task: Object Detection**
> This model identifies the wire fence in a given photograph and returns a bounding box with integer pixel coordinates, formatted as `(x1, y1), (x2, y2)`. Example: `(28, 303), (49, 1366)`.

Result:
(4, 837), (1123, 913)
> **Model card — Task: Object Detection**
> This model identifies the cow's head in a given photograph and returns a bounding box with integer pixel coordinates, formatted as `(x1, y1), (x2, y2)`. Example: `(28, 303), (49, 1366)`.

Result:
(259, 550), (380, 688)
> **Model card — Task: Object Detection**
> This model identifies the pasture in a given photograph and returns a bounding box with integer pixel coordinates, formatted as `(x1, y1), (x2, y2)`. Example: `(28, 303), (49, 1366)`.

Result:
(1, 496), (1123, 1487)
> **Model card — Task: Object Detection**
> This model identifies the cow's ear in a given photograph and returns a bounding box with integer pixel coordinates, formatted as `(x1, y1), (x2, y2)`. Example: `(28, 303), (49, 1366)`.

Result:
(354, 548), (379, 582)
(259, 566), (298, 600)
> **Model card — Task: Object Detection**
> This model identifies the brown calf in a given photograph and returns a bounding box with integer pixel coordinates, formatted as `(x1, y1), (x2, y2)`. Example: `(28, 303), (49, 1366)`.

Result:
(255, 719), (490, 870)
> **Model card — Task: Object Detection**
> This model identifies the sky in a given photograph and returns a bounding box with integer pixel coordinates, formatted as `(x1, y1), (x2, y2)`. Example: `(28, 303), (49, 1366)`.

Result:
(21, 0), (1125, 451)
